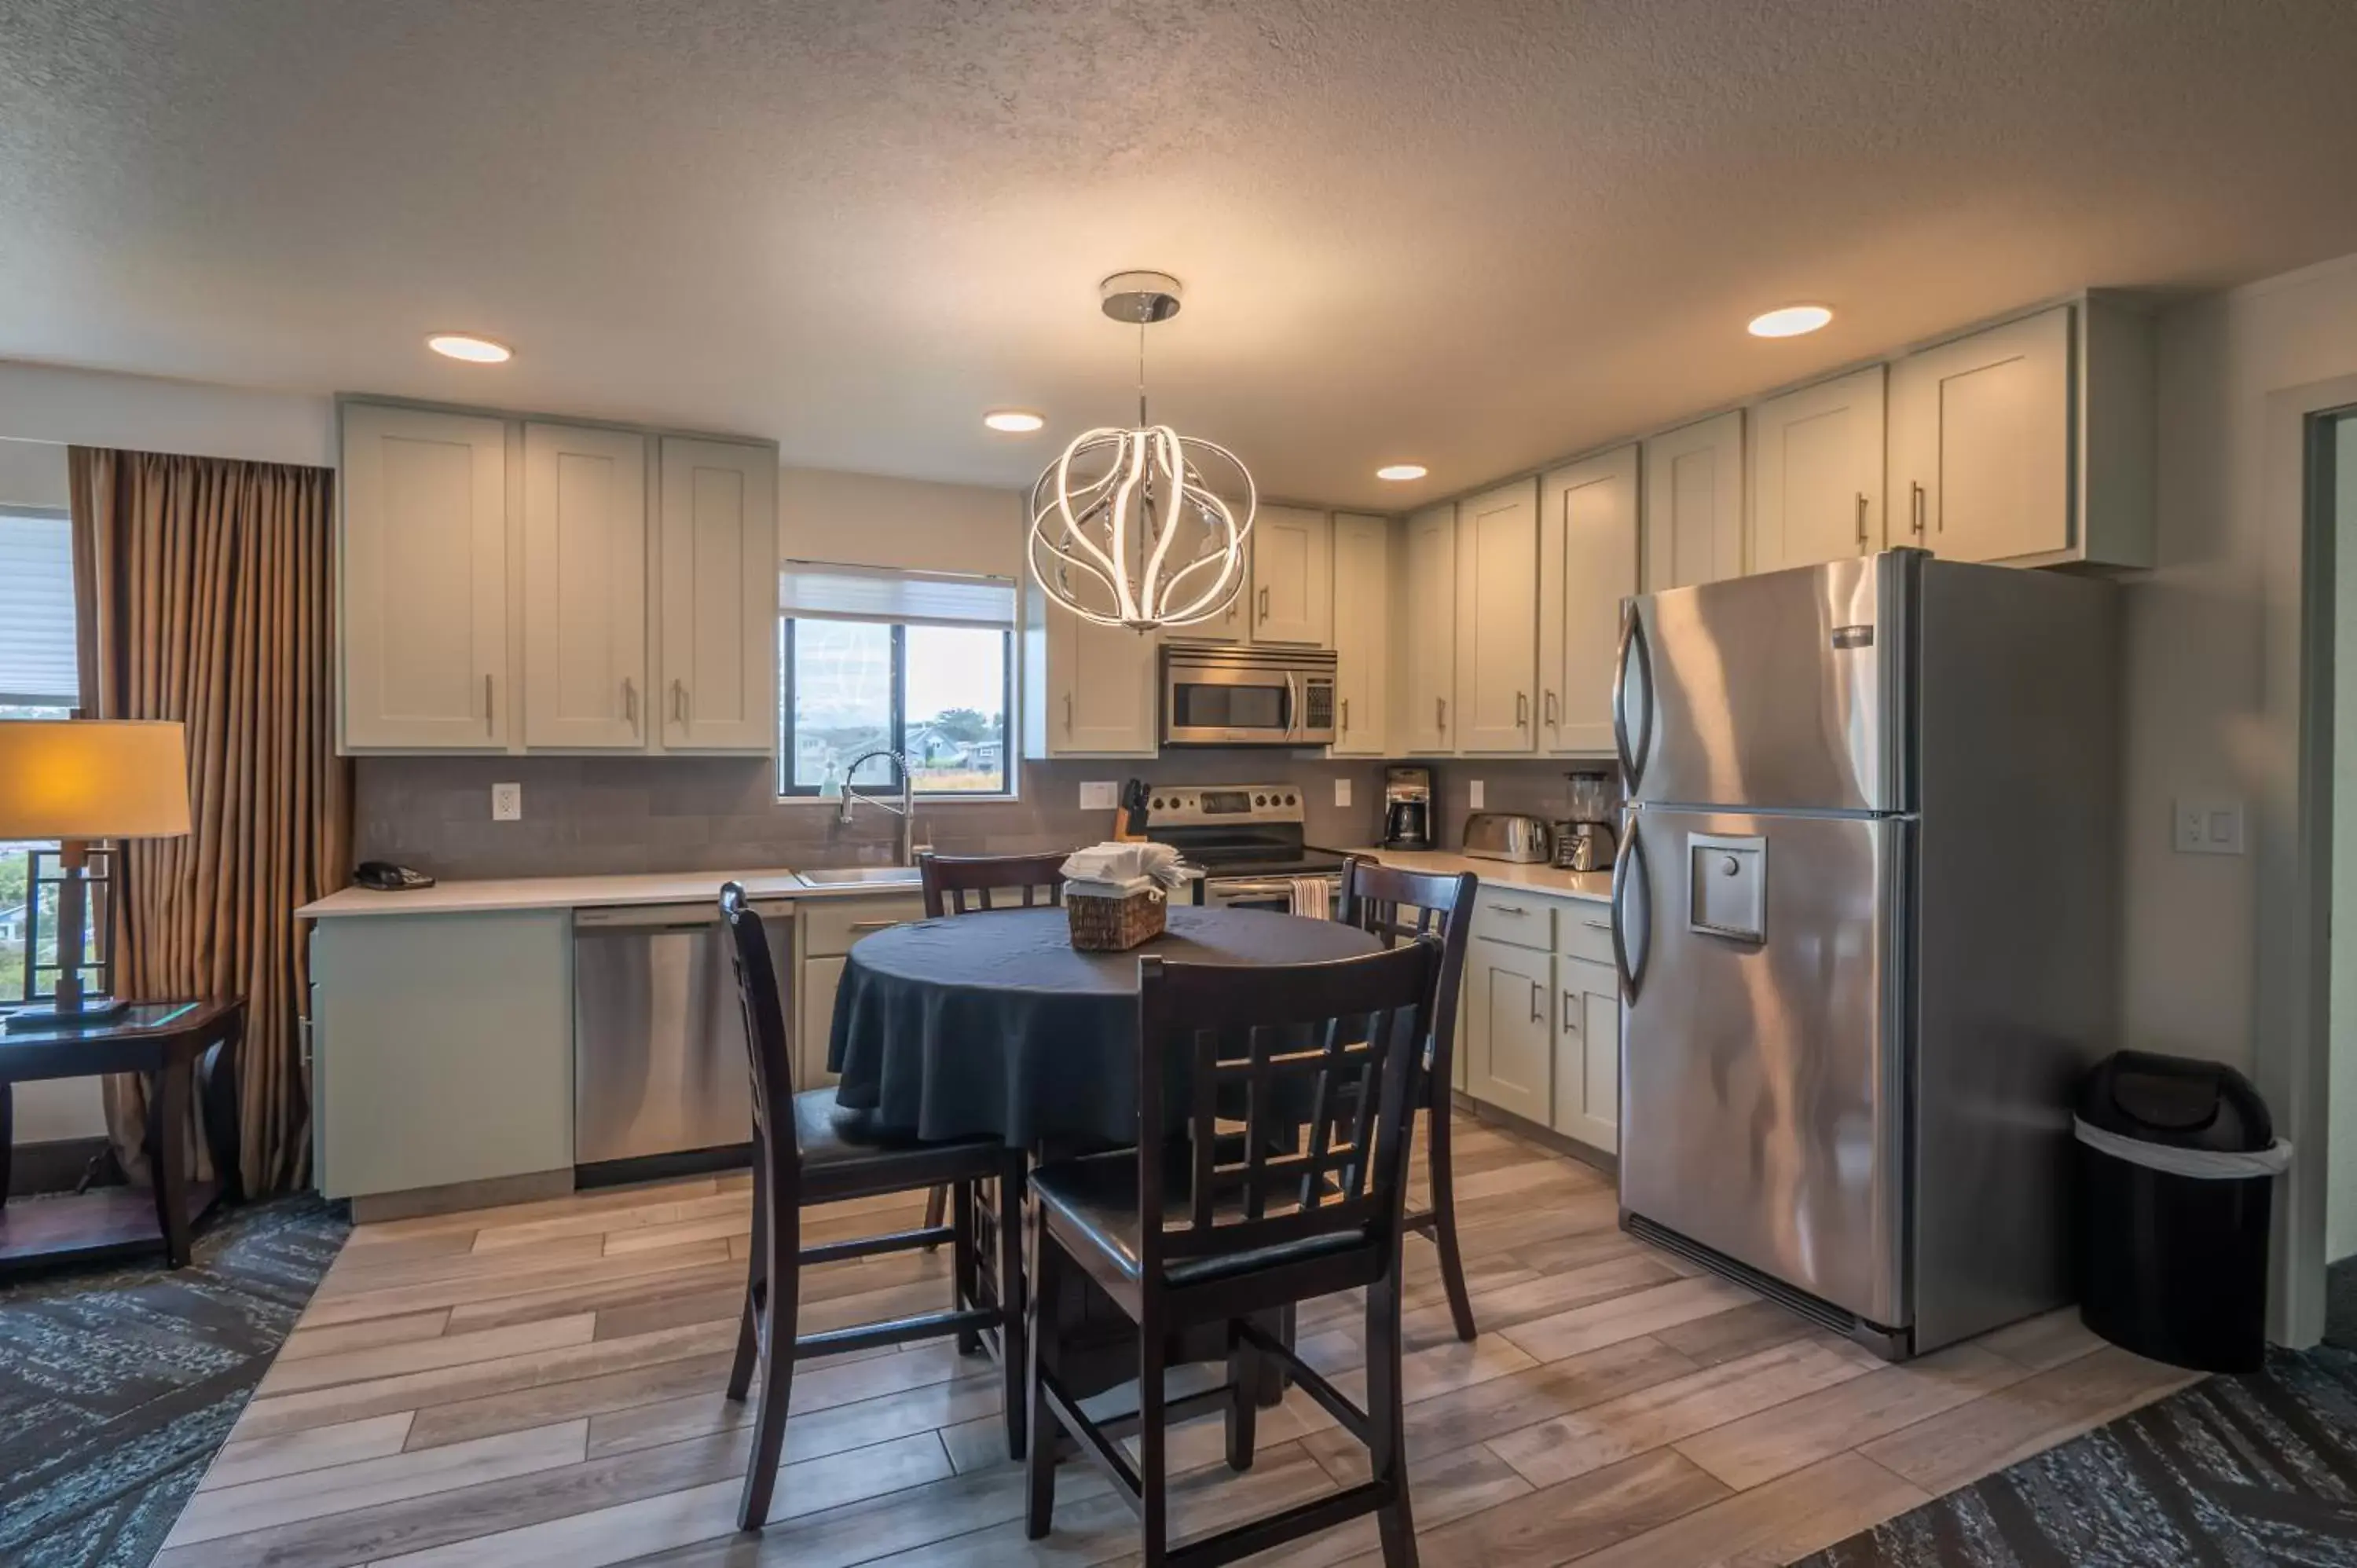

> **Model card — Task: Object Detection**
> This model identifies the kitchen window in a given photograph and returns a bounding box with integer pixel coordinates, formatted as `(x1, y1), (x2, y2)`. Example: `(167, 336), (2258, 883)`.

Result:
(1, 505), (96, 1004)
(777, 563), (1017, 800)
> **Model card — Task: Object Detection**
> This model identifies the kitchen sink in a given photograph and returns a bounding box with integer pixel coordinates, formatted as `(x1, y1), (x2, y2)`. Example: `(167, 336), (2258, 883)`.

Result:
(794, 866), (925, 888)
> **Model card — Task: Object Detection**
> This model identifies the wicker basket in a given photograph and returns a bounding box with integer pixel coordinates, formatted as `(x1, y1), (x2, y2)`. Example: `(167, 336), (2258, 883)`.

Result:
(1066, 886), (1167, 951)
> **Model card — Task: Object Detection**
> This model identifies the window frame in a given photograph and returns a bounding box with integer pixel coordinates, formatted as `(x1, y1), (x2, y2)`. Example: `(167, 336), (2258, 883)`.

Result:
(775, 614), (1017, 802)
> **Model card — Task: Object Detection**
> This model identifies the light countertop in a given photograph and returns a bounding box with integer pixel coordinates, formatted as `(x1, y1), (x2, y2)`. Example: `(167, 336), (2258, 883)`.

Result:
(1344, 847), (1614, 905)
(296, 867), (901, 919)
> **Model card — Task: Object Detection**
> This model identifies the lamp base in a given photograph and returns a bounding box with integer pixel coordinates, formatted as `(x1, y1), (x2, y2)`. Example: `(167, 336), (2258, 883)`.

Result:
(6, 998), (133, 1034)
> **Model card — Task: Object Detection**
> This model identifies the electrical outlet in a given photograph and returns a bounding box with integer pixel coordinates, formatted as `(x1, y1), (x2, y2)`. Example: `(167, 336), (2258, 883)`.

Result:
(1469, 779), (1486, 810)
(492, 782), (522, 822)
(1333, 778), (1352, 808)
(2173, 797), (2245, 855)
(1080, 781), (1120, 811)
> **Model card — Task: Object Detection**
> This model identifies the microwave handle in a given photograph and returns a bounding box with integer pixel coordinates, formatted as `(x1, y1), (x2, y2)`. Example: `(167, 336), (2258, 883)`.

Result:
(1285, 670), (1299, 738)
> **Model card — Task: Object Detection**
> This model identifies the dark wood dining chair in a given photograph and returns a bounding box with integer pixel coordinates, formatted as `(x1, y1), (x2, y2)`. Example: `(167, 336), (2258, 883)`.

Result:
(915, 849), (1072, 1255)
(717, 883), (1026, 1531)
(1337, 856), (1480, 1342)
(1025, 939), (1442, 1568)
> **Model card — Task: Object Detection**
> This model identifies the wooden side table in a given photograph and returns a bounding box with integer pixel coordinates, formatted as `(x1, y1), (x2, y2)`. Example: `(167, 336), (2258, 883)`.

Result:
(0, 998), (244, 1273)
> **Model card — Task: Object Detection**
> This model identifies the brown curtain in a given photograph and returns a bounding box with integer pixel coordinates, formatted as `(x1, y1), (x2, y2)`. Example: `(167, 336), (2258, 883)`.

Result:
(68, 447), (350, 1194)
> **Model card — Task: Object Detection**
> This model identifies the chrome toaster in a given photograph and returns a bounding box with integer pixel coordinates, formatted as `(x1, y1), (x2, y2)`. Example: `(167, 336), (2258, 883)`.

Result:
(1461, 812), (1552, 864)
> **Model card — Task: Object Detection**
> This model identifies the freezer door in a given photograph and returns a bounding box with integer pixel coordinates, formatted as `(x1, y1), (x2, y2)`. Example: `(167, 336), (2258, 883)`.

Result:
(1616, 552), (1909, 813)
(1615, 806), (1908, 1329)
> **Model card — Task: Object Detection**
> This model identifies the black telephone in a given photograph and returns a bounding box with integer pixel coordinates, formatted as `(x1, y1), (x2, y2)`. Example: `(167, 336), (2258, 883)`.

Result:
(354, 861), (437, 892)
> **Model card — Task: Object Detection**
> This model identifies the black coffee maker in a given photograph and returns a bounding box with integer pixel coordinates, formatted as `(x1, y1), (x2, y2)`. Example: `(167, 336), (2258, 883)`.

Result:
(1380, 765), (1434, 850)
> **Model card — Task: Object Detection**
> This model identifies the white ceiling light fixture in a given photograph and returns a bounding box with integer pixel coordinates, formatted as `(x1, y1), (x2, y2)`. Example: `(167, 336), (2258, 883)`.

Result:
(427, 332), (513, 363)
(984, 409), (1045, 433)
(1376, 463), (1428, 482)
(1747, 304), (1833, 339)
(1027, 271), (1255, 633)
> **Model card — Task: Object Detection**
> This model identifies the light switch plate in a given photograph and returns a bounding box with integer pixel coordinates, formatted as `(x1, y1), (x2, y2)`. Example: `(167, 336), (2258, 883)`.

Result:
(1080, 781), (1120, 811)
(1333, 778), (1352, 808)
(492, 782), (522, 822)
(2173, 797), (2245, 855)
(1469, 780), (1486, 810)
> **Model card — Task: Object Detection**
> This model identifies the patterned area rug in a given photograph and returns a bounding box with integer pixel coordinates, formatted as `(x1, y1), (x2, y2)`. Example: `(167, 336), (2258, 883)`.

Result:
(1798, 1345), (2357, 1566)
(0, 1194), (347, 1568)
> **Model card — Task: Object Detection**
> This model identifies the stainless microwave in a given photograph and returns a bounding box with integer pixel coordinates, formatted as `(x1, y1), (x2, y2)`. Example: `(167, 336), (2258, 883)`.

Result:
(1160, 645), (1337, 746)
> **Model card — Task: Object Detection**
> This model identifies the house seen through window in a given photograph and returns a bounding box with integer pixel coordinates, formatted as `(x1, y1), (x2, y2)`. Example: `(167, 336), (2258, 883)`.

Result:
(778, 564), (1015, 799)
(0, 504), (94, 1004)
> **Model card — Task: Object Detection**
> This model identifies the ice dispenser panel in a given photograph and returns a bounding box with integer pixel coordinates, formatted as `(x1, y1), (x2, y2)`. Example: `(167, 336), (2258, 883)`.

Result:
(1687, 833), (1766, 941)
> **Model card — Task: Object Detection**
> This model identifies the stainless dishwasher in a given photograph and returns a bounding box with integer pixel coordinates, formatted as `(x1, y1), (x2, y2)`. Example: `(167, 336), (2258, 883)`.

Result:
(572, 899), (790, 1175)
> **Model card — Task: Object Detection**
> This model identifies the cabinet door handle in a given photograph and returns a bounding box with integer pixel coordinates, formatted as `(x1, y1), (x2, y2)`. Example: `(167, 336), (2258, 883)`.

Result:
(1437, 697), (1447, 731)
(1258, 586), (1270, 623)
(1562, 991), (1577, 1031)
(1582, 917), (1611, 931)
(1516, 691), (1529, 728)
(1855, 491), (1870, 547)
(1064, 692), (1074, 732)
(622, 677), (638, 731)
(672, 680), (690, 724)
(848, 918), (901, 932)
(484, 673), (494, 735)
(1492, 904), (1529, 917)
(1340, 697), (1350, 733)
(1910, 481), (1927, 537)
(1545, 690), (1558, 727)
(1530, 980), (1544, 1023)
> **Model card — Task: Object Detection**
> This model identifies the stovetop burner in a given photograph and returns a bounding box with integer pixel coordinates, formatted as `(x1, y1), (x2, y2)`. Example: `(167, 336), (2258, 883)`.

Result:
(1178, 844), (1350, 879)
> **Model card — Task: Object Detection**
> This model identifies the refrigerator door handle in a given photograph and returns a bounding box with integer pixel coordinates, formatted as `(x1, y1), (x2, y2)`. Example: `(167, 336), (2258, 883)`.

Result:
(1612, 604), (1653, 793)
(1610, 817), (1646, 1002)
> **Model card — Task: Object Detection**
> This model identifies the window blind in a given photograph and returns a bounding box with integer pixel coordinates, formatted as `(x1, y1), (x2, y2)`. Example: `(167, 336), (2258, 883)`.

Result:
(779, 562), (1016, 628)
(0, 510), (78, 706)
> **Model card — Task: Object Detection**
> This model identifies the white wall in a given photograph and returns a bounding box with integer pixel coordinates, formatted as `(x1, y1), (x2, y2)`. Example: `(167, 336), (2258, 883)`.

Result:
(0, 437), (69, 510)
(779, 465), (1021, 578)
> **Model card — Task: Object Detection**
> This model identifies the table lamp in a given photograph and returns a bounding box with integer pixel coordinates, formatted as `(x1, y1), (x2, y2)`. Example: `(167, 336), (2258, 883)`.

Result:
(0, 720), (192, 1031)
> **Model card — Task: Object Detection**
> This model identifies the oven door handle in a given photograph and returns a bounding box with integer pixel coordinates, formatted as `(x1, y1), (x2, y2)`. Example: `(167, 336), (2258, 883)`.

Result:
(1211, 877), (1329, 900)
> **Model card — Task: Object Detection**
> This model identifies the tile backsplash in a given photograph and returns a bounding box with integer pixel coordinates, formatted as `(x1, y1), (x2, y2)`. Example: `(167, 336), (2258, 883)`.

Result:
(354, 753), (1618, 880)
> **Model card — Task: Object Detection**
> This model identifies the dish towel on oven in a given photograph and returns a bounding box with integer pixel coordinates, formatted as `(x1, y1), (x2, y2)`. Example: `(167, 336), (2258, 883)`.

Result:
(1288, 876), (1332, 921)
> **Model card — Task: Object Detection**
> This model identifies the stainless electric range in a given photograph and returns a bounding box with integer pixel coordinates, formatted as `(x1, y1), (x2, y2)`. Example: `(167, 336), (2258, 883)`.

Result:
(1141, 783), (1350, 910)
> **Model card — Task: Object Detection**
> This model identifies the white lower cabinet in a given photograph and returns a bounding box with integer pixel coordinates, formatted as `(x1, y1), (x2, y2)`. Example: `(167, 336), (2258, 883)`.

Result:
(1552, 955), (1620, 1154)
(1462, 934), (1553, 1125)
(798, 956), (847, 1090)
(795, 892), (927, 1090)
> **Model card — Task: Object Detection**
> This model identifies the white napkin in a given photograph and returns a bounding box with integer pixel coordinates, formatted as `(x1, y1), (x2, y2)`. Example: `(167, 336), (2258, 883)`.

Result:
(1061, 841), (1188, 899)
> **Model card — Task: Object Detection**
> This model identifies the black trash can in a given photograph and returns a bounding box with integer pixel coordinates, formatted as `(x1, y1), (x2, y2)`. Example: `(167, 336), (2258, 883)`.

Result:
(2076, 1050), (2291, 1373)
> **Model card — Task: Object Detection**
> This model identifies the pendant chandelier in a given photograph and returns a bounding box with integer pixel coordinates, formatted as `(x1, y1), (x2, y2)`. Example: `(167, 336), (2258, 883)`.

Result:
(1028, 271), (1255, 632)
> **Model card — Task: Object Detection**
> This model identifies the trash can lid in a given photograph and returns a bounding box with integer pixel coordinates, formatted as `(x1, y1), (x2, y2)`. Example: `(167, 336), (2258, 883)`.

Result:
(2079, 1050), (2273, 1152)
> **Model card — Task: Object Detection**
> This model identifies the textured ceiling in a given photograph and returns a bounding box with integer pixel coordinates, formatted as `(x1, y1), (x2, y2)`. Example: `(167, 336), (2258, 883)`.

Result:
(5, 0), (2357, 507)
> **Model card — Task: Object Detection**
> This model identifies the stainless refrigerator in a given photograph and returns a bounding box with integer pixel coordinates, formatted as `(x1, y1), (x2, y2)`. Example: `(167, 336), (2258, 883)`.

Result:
(1610, 549), (2118, 1358)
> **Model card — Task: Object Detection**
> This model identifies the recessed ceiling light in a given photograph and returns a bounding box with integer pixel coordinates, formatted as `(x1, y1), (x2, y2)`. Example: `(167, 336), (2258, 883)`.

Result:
(427, 333), (513, 363)
(984, 409), (1045, 434)
(1747, 305), (1833, 339)
(1376, 463), (1428, 482)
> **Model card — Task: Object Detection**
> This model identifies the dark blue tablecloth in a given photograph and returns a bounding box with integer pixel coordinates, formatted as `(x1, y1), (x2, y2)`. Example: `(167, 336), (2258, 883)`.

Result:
(826, 905), (1378, 1148)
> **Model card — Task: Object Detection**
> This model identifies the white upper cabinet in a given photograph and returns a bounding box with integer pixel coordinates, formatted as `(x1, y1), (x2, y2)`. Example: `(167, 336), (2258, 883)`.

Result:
(1400, 502), (1457, 754)
(522, 423), (647, 750)
(658, 438), (777, 753)
(1022, 566), (1159, 759)
(1539, 445), (1639, 756)
(1453, 478), (1540, 754)
(1642, 411), (1746, 590)
(341, 405), (511, 749)
(1329, 512), (1391, 757)
(1250, 505), (1332, 647)
(1751, 366), (1886, 573)
(1889, 306), (2070, 565)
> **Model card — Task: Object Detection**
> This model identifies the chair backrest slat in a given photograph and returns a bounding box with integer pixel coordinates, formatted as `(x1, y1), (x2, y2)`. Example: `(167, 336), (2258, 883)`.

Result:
(1133, 939), (1439, 1280)
(1336, 858), (1476, 1103)
(919, 851), (1072, 920)
(719, 883), (803, 1207)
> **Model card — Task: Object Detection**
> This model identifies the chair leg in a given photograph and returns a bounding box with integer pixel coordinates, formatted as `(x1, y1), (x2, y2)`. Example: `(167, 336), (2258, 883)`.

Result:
(726, 1155), (771, 1403)
(1025, 1200), (1061, 1541)
(1365, 1258), (1419, 1566)
(1425, 1098), (1477, 1343)
(737, 1189), (801, 1532)
(1138, 1300), (1169, 1568)
(922, 1183), (947, 1250)
(1223, 1317), (1258, 1473)
(998, 1152), (1028, 1462)
(952, 1179), (983, 1356)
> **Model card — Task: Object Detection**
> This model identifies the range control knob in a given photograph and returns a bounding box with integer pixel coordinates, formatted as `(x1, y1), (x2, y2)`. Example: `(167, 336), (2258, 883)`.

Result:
(1255, 794), (1268, 806)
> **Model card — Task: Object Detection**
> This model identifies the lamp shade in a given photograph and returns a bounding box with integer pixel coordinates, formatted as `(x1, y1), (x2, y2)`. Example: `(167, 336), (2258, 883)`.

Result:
(0, 720), (192, 840)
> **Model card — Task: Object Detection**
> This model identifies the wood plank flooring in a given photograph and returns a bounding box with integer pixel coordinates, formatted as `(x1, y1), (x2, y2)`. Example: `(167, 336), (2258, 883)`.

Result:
(159, 1117), (2202, 1568)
